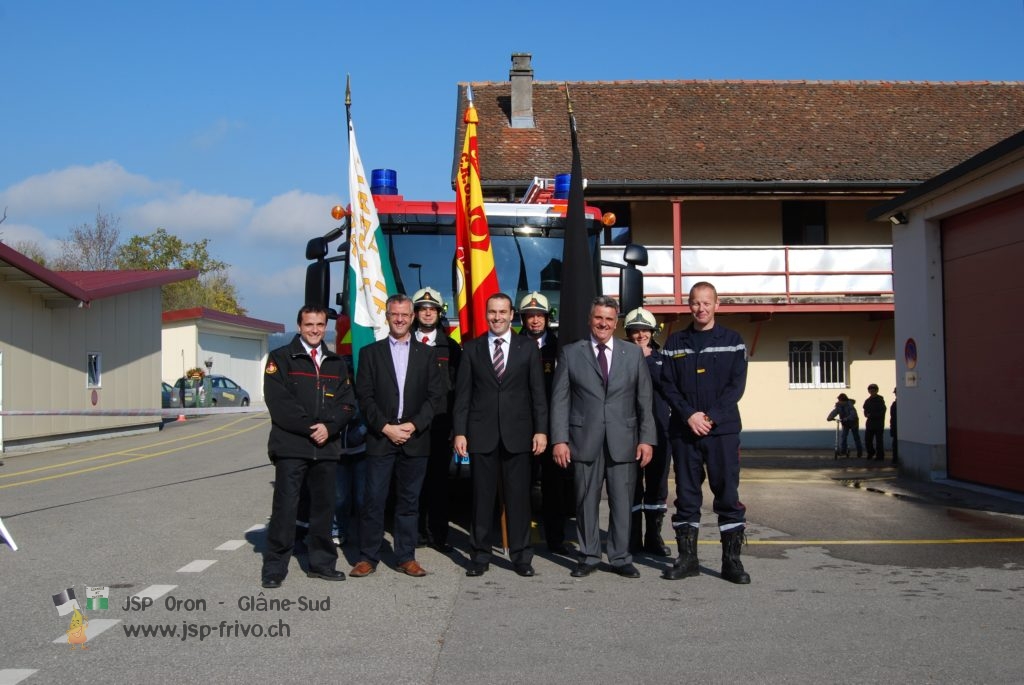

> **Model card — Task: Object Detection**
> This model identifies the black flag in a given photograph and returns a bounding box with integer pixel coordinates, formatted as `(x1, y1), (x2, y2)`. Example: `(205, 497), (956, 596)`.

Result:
(558, 95), (597, 344)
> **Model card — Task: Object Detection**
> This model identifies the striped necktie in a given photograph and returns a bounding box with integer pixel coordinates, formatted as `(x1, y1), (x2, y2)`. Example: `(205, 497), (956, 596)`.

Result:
(492, 338), (505, 379)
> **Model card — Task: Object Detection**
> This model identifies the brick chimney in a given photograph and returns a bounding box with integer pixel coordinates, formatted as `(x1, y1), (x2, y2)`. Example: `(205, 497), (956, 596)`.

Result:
(510, 52), (534, 128)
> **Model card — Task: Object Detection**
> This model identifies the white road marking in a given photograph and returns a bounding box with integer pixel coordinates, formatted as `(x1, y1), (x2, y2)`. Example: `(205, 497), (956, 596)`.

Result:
(216, 540), (247, 551)
(0, 670), (38, 685)
(134, 584), (177, 600)
(177, 559), (216, 573)
(245, 523), (266, 532)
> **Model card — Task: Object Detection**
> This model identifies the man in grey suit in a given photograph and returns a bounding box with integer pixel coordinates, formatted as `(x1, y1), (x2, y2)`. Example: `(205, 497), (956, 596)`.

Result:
(551, 296), (656, 578)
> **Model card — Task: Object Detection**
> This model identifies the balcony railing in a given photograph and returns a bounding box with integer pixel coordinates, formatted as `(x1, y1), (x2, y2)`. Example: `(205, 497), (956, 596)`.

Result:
(601, 245), (893, 307)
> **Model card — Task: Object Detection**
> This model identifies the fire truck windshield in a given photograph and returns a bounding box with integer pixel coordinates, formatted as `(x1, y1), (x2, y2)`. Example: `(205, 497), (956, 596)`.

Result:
(384, 229), (598, 323)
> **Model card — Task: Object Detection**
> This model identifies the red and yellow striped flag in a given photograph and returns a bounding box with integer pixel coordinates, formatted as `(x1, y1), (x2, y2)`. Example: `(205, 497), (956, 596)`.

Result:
(454, 98), (499, 340)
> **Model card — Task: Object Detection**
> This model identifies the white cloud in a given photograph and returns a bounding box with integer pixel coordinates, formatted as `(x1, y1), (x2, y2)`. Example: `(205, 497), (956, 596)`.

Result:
(246, 190), (339, 242)
(124, 191), (254, 236)
(0, 222), (64, 258)
(233, 262), (307, 298)
(0, 161), (162, 215)
(191, 118), (246, 150)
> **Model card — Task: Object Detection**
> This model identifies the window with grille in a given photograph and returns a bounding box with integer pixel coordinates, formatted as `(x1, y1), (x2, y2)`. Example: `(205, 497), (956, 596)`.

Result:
(788, 340), (846, 388)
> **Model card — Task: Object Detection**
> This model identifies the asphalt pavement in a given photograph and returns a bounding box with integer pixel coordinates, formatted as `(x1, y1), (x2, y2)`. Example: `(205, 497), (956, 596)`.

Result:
(1, 413), (1022, 684)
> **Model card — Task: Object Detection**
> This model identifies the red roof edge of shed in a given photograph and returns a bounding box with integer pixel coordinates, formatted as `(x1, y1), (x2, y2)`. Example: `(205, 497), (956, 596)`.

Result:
(163, 307), (285, 333)
(0, 242), (92, 302)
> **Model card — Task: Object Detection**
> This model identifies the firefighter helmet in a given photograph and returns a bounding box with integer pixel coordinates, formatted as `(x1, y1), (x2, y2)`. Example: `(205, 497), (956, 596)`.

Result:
(412, 287), (444, 310)
(624, 307), (657, 331)
(518, 291), (550, 315)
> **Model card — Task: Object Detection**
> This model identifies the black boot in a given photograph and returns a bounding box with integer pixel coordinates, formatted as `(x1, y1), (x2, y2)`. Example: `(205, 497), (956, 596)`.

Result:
(629, 510), (643, 553)
(720, 528), (751, 584)
(643, 512), (671, 556)
(662, 526), (699, 579)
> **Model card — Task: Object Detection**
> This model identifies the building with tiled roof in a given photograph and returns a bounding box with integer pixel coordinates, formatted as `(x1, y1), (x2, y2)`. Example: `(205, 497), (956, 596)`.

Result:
(451, 54), (1024, 448)
(0, 242), (199, 451)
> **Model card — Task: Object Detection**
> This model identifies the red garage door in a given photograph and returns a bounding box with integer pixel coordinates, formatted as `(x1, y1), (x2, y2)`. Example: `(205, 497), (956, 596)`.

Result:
(942, 190), (1024, 493)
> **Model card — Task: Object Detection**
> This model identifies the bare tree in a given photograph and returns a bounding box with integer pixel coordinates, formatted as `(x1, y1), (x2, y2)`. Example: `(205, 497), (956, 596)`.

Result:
(12, 240), (48, 265)
(52, 209), (122, 270)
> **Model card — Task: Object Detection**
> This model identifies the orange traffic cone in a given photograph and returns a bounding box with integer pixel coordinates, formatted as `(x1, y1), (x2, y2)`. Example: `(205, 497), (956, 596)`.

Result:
(176, 414), (186, 422)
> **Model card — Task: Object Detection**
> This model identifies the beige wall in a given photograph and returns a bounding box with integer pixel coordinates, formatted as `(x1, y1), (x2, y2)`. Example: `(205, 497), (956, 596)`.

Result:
(162, 323), (199, 383)
(628, 199), (894, 247)
(1, 285), (162, 446)
(828, 202), (894, 244)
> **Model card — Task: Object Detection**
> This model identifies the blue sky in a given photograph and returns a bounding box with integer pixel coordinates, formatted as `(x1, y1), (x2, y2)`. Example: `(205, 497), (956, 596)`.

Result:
(1, 1), (1021, 328)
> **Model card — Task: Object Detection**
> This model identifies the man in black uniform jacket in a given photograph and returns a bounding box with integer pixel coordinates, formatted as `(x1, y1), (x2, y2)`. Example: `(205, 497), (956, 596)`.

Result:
(518, 291), (573, 555)
(411, 286), (462, 553)
(262, 305), (355, 589)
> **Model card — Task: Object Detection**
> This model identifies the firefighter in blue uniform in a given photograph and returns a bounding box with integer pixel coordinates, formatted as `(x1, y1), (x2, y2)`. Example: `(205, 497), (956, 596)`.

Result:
(660, 282), (751, 584)
(623, 307), (672, 557)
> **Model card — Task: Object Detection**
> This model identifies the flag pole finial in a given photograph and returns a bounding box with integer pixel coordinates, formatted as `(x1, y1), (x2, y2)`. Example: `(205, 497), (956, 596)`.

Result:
(564, 82), (574, 115)
(345, 74), (352, 107)
(466, 83), (474, 105)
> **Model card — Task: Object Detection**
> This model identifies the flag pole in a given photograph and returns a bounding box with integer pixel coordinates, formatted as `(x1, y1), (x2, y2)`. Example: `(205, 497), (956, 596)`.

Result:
(558, 82), (597, 344)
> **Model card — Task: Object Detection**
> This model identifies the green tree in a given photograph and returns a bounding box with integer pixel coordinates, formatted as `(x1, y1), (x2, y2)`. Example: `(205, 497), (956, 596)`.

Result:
(117, 227), (247, 315)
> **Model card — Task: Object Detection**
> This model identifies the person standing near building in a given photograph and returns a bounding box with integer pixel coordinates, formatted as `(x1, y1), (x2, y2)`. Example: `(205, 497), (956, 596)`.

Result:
(863, 384), (887, 461)
(623, 307), (672, 557)
(827, 393), (863, 457)
(349, 294), (445, 578)
(550, 296), (656, 579)
(411, 286), (461, 553)
(661, 282), (751, 584)
(453, 293), (548, 578)
(518, 291), (574, 555)
(261, 305), (356, 589)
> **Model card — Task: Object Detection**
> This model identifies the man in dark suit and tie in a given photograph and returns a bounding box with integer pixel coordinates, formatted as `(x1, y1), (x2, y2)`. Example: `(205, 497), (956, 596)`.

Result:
(550, 296), (656, 579)
(349, 293), (445, 578)
(453, 293), (548, 578)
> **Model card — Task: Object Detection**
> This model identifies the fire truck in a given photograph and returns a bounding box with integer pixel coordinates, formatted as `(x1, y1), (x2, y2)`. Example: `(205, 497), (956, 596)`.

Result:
(303, 170), (647, 354)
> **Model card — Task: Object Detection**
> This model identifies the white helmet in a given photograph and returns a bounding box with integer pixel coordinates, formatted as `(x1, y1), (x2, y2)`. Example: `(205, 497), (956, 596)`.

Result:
(519, 291), (550, 315)
(412, 287), (444, 310)
(624, 307), (657, 331)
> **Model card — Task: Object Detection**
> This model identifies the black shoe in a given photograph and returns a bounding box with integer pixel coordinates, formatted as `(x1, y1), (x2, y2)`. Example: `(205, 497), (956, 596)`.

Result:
(513, 563), (536, 577)
(306, 568), (346, 581)
(261, 574), (284, 589)
(570, 562), (599, 578)
(613, 563), (641, 579)
(465, 562), (489, 577)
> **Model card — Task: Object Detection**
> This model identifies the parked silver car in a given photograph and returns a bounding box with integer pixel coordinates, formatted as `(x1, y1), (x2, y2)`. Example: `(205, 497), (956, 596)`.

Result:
(172, 375), (251, 407)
